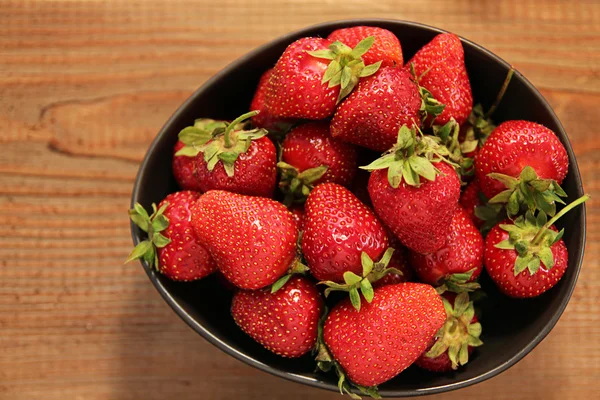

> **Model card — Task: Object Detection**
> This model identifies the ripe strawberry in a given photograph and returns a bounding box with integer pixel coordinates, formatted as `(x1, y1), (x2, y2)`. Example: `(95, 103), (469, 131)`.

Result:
(330, 66), (422, 151)
(127, 191), (217, 281)
(415, 292), (483, 372)
(327, 26), (403, 67)
(460, 179), (484, 228)
(475, 121), (569, 212)
(302, 183), (389, 284)
(322, 283), (446, 388)
(364, 126), (461, 254)
(249, 69), (295, 134)
(265, 37), (382, 119)
(192, 190), (299, 290)
(172, 141), (204, 192)
(409, 207), (483, 292)
(289, 205), (306, 231)
(231, 276), (324, 358)
(175, 111), (276, 197)
(279, 122), (358, 204)
(406, 33), (473, 125)
(484, 195), (588, 298)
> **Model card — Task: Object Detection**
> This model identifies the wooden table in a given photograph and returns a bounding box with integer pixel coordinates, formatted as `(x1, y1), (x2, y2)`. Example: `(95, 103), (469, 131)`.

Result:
(1, 1), (599, 399)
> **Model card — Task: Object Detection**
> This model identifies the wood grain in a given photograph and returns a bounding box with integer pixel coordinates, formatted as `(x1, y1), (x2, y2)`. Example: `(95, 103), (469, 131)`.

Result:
(1, 0), (599, 399)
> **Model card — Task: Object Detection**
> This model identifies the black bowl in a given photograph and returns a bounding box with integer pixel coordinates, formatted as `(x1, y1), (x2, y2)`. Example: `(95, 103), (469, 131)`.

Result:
(130, 19), (586, 397)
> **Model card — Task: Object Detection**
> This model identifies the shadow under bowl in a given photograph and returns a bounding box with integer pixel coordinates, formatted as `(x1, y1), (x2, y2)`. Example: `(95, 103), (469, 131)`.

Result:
(130, 19), (586, 397)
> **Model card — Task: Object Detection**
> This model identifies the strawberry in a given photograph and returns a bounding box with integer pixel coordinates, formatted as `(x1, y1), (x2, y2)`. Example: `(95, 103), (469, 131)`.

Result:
(460, 179), (484, 228)
(364, 126), (461, 254)
(279, 122), (358, 204)
(321, 283), (446, 389)
(406, 33), (473, 125)
(265, 37), (382, 120)
(415, 292), (483, 372)
(475, 121), (569, 215)
(172, 141), (203, 192)
(330, 66), (422, 152)
(409, 206), (483, 293)
(484, 195), (588, 298)
(289, 205), (306, 231)
(231, 276), (324, 358)
(175, 111), (276, 197)
(127, 191), (217, 281)
(249, 69), (295, 135)
(302, 183), (389, 284)
(327, 26), (403, 67)
(192, 190), (299, 290)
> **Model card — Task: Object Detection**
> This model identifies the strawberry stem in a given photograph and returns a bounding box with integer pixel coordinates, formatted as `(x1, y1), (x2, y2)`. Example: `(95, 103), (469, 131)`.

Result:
(485, 67), (514, 118)
(223, 110), (259, 148)
(531, 194), (589, 245)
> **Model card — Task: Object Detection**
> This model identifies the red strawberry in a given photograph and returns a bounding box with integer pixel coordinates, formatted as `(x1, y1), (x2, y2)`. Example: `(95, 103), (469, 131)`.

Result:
(327, 26), (403, 67)
(460, 179), (484, 228)
(192, 190), (299, 290)
(364, 128), (461, 254)
(322, 283), (446, 388)
(249, 69), (295, 134)
(415, 292), (483, 372)
(409, 207), (483, 292)
(231, 276), (323, 358)
(330, 66), (422, 151)
(302, 183), (389, 283)
(484, 195), (588, 298)
(176, 112), (277, 198)
(127, 191), (217, 281)
(279, 122), (358, 204)
(406, 33), (473, 125)
(475, 121), (569, 207)
(265, 37), (382, 119)
(172, 141), (203, 192)
(289, 205), (306, 231)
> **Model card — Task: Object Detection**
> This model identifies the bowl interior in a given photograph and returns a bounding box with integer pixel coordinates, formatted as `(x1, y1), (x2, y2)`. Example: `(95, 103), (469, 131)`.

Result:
(131, 19), (586, 397)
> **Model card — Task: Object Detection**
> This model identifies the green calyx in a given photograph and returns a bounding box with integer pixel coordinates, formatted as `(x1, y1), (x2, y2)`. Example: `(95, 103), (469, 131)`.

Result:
(308, 36), (382, 104)
(270, 257), (310, 294)
(319, 248), (402, 312)
(314, 307), (381, 400)
(360, 125), (451, 188)
(409, 63), (446, 124)
(175, 111), (268, 177)
(426, 292), (483, 370)
(488, 166), (568, 218)
(278, 162), (328, 206)
(494, 194), (589, 277)
(436, 268), (481, 295)
(473, 191), (506, 238)
(433, 118), (474, 182)
(126, 202), (171, 270)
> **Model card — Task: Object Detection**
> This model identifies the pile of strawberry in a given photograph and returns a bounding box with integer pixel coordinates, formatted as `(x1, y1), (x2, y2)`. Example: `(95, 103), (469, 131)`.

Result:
(128, 26), (588, 398)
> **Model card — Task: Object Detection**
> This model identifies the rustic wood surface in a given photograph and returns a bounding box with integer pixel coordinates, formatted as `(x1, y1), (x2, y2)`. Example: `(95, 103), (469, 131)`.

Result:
(1, 0), (599, 399)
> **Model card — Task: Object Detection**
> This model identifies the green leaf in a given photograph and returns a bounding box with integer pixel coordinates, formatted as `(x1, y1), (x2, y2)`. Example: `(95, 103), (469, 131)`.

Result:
(343, 271), (362, 286)
(349, 36), (375, 58)
(507, 189), (521, 217)
(453, 292), (470, 317)
(361, 252), (374, 277)
(538, 247), (554, 270)
(514, 255), (531, 276)
(271, 274), (291, 293)
(297, 165), (328, 184)
(379, 248), (395, 268)
(174, 145), (201, 157)
(223, 162), (235, 177)
(489, 190), (513, 204)
(468, 322), (482, 337)
(152, 214), (169, 232)
(396, 125), (414, 148)
(520, 166), (538, 182)
(358, 60), (382, 77)
(494, 239), (514, 250)
(402, 159), (419, 187)
(178, 126), (212, 146)
(426, 338), (449, 358)
(206, 154), (220, 171)
(306, 49), (336, 60)
(360, 154), (396, 171)
(387, 160), (404, 188)
(441, 297), (454, 317)
(341, 66), (352, 89)
(458, 343), (469, 367)
(408, 156), (437, 181)
(467, 335), (484, 347)
(527, 256), (541, 275)
(448, 343), (460, 367)
(126, 240), (153, 263)
(487, 172), (519, 189)
(360, 279), (374, 303)
(152, 232), (171, 248)
(134, 203), (149, 220)
(129, 209), (149, 232)
(529, 179), (551, 192)
(349, 287), (361, 311)
(337, 78), (358, 103)
(322, 60), (342, 84)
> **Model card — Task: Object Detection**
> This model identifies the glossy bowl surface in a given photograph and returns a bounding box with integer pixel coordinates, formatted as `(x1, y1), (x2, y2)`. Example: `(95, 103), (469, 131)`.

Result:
(131, 19), (586, 397)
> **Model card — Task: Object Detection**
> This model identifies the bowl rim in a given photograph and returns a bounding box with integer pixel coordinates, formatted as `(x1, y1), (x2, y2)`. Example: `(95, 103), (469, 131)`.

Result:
(130, 18), (587, 397)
